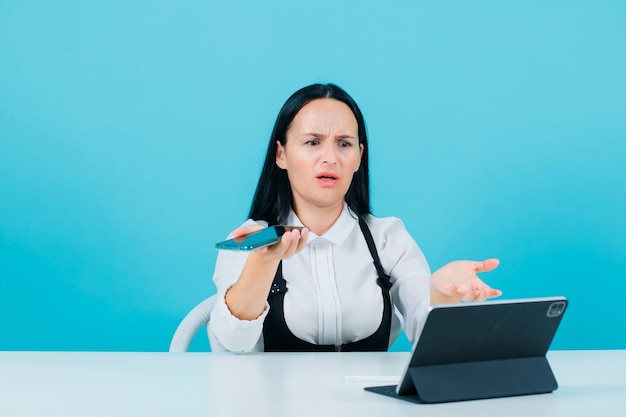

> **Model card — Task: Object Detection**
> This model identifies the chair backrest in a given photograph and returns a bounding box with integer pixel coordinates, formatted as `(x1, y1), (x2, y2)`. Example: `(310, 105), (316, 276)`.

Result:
(169, 295), (218, 352)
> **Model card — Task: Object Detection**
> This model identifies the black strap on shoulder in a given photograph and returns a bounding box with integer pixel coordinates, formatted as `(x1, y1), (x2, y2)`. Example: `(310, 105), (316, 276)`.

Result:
(358, 216), (392, 290)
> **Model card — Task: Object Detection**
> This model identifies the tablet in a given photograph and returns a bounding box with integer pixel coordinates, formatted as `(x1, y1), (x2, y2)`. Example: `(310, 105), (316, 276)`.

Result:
(365, 296), (568, 403)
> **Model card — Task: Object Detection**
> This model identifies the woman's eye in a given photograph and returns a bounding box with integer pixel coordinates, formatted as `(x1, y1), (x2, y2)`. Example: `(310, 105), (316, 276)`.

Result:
(305, 139), (320, 146)
(339, 141), (353, 148)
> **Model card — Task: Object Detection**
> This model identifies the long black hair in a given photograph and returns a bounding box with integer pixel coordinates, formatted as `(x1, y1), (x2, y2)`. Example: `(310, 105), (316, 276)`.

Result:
(248, 83), (370, 225)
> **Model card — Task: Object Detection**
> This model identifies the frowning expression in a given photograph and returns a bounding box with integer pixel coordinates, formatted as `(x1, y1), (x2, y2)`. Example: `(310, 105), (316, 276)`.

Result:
(276, 98), (363, 214)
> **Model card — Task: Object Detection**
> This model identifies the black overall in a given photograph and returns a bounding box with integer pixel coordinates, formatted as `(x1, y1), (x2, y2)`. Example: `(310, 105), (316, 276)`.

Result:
(262, 217), (392, 352)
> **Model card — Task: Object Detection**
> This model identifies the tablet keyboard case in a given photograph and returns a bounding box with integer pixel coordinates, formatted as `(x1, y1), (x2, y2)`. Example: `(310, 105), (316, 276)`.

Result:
(365, 297), (567, 403)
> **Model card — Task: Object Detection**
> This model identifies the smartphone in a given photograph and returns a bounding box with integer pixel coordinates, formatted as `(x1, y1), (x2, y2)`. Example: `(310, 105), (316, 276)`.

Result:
(215, 226), (303, 251)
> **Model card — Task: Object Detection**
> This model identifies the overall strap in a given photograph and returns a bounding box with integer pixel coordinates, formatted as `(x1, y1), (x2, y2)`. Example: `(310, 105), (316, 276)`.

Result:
(358, 216), (392, 290)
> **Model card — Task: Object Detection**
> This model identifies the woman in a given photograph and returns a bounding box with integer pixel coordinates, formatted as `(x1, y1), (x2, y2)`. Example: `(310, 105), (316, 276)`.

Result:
(209, 83), (501, 352)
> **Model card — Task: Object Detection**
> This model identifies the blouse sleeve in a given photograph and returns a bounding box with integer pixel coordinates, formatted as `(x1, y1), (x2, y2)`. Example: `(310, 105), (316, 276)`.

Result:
(370, 216), (432, 344)
(208, 220), (268, 352)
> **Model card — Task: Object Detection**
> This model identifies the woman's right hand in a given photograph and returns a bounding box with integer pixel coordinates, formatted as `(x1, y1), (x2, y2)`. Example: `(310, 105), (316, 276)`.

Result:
(231, 225), (310, 261)
(224, 225), (309, 321)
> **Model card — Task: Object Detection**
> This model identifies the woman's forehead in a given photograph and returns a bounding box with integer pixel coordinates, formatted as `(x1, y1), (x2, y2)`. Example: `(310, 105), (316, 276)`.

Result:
(290, 98), (358, 134)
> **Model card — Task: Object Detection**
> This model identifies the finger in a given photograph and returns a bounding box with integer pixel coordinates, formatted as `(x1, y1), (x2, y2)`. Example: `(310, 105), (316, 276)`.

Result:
(231, 224), (265, 239)
(276, 229), (305, 259)
(455, 283), (474, 302)
(476, 287), (502, 302)
(488, 288), (503, 298)
(294, 228), (309, 253)
(473, 258), (500, 273)
(465, 283), (485, 303)
(279, 231), (297, 253)
(475, 287), (489, 302)
(281, 230), (300, 258)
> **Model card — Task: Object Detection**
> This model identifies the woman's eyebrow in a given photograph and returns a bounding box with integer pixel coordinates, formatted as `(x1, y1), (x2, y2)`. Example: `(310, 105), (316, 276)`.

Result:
(302, 133), (357, 140)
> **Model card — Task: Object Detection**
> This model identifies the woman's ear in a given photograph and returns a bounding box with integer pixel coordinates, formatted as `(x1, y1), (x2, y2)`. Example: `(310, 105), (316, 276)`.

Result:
(276, 141), (287, 169)
(355, 143), (364, 172)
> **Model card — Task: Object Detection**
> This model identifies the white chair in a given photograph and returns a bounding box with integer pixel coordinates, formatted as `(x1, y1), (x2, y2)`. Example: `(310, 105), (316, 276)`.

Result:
(169, 295), (218, 352)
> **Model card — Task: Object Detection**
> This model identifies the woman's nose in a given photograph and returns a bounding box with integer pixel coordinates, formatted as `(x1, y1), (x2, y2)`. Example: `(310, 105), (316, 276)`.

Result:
(321, 142), (338, 164)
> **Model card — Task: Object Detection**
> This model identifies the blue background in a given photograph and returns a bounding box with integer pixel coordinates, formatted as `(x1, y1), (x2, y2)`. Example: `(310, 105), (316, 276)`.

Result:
(1, 1), (624, 352)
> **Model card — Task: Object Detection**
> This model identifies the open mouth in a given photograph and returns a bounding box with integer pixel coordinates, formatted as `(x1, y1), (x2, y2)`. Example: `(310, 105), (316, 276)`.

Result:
(316, 172), (339, 186)
(316, 172), (339, 180)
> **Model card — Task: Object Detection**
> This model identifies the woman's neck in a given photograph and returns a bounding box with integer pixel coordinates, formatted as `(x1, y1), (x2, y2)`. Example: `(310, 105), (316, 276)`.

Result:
(293, 202), (344, 236)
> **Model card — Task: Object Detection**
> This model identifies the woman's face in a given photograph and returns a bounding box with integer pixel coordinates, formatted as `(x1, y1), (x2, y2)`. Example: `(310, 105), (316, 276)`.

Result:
(276, 98), (363, 216)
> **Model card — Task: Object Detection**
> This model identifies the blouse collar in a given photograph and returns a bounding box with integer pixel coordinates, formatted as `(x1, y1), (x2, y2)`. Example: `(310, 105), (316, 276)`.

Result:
(286, 203), (360, 246)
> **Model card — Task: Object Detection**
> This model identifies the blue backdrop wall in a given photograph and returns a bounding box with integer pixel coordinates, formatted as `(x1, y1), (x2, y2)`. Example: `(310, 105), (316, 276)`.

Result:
(1, 1), (625, 351)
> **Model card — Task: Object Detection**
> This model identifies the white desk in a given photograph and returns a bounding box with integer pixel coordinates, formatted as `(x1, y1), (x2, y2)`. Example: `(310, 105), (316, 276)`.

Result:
(1, 350), (624, 417)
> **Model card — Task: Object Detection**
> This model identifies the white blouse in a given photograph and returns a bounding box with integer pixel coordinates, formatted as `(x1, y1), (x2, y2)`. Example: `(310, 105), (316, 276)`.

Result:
(208, 204), (431, 352)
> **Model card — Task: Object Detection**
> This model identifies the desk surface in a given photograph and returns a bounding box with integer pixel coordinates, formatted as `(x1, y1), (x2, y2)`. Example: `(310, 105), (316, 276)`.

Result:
(1, 350), (625, 417)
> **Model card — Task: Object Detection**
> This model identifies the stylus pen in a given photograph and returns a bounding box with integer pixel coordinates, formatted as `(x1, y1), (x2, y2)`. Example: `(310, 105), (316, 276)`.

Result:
(344, 375), (400, 382)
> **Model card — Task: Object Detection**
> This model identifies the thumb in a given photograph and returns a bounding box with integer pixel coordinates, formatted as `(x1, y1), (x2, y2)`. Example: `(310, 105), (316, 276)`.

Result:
(474, 258), (500, 273)
(231, 225), (265, 238)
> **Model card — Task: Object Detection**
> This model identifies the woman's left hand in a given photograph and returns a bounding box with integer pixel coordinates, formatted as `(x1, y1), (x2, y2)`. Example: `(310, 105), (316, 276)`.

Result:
(430, 258), (502, 304)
